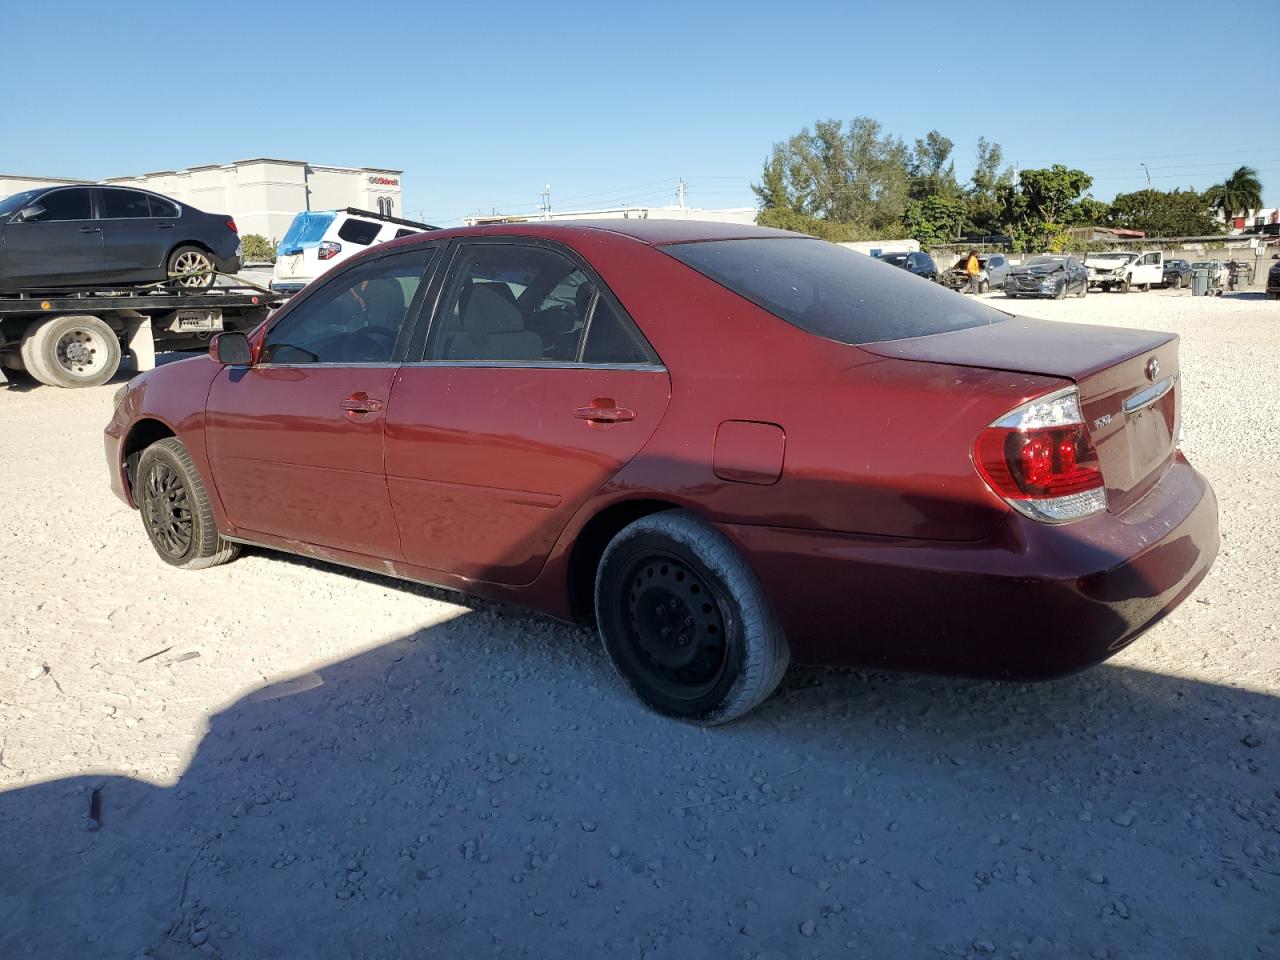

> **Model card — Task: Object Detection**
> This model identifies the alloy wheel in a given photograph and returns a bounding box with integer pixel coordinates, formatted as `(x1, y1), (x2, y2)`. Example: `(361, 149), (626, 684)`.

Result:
(142, 460), (193, 558)
(173, 250), (213, 287)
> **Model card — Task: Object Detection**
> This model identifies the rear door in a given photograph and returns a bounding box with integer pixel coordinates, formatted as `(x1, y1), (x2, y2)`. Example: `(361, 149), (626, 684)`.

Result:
(0, 187), (104, 285)
(98, 188), (169, 282)
(384, 238), (670, 584)
(205, 245), (439, 557)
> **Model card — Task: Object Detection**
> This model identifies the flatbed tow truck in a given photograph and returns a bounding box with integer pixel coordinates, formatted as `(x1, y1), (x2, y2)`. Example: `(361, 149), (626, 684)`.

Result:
(0, 279), (280, 388)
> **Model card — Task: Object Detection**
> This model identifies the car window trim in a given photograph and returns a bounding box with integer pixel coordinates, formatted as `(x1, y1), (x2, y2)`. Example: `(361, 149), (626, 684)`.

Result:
(409, 235), (661, 368)
(256, 243), (444, 368)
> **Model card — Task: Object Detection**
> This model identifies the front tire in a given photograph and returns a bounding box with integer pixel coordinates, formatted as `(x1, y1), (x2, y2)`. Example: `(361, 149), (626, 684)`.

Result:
(979, 279), (989, 293)
(167, 245), (216, 289)
(1054, 282), (1066, 300)
(595, 510), (789, 724)
(136, 438), (239, 570)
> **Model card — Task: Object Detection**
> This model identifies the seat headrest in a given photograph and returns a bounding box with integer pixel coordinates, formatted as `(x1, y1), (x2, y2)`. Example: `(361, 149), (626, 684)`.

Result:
(463, 283), (523, 335)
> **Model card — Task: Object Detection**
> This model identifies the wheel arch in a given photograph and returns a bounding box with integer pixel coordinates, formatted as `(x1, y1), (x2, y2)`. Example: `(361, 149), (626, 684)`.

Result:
(564, 497), (686, 622)
(121, 417), (177, 503)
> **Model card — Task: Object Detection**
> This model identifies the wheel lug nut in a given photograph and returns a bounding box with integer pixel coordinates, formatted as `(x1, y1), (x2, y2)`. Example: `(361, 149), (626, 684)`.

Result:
(655, 605), (665, 615)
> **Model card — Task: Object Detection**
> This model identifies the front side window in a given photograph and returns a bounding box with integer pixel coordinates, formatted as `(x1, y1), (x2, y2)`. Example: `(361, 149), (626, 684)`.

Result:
(101, 188), (152, 219)
(665, 237), (1002, 346)
(337, 218), (381, 246)
(262, 249), (433, 364)
(28, 188), (92, 222)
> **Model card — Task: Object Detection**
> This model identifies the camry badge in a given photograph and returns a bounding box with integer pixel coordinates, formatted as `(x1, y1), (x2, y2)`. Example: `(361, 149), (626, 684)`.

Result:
(1145, 357), (1161, 381)
(1094, 413), (1112, 430)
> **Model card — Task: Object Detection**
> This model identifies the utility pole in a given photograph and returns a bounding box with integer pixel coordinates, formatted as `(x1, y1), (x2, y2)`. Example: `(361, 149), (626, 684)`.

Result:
(539, 184), (552, 221)
(677, 177), (687, 210)
(1140, 163), (1152, 189)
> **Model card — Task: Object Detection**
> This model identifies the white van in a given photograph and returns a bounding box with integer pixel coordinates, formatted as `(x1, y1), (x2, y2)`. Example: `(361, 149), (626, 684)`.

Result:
(270, 208), (437, 295)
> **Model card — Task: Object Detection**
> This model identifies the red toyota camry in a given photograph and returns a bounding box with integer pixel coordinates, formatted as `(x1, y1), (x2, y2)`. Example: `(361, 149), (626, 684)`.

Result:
(105, 221), (1218, 723)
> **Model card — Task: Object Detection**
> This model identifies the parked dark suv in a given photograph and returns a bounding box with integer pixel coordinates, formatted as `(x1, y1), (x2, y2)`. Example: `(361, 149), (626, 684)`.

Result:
(1267, 257), (1280, 300)
(1163, 258), (1193, 289)
(0, 185), (241, 291)
(878, 250), (938, 281)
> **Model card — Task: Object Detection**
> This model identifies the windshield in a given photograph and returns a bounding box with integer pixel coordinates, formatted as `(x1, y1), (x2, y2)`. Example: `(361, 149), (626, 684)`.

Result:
(1090, 252), (1135, 262)
(879, 252), (909, 266)
(0, 190), (41, 218)
(663, 237), (1004, 345)
(1027, 256), (1066, 267)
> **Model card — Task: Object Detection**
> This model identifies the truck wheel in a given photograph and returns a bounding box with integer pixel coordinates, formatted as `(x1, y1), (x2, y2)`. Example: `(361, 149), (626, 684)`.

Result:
(136, 438), (240, 570)
(168, 245), (216, 289)
(1118, 278), (1131, 294)
(595, 510), (789, 724)
(21, 314), (121, 388)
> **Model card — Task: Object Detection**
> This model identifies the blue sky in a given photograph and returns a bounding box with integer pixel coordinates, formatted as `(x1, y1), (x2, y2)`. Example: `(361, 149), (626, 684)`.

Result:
(3, 0), (1277, 224)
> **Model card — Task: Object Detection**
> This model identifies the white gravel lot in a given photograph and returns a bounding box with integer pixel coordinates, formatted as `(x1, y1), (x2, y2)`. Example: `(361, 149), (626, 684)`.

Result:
(1, 288), (1277, 960)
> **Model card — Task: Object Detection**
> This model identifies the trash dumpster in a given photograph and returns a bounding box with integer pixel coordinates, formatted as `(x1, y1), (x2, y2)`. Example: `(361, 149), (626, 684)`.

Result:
(1192, 268), (1211, 296)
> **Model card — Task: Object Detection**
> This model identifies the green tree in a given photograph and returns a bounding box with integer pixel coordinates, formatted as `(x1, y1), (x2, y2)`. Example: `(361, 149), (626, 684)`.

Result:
(904, 195), (965, 246)
(908, 130), (959, 201)
(240, 233), (275, 263)
(997, 165), (1094, 251)
(1204, 165), (1263, 226)
(752, 116), (912, 235)
(965, 137), (1012, 236)
(1107, 189), (1220, 237)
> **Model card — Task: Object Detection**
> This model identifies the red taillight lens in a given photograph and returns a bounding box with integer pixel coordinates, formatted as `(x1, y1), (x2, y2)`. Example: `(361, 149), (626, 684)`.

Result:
(317, 241), (342, 261)
(226, 218), (238, 234)
(974, 386), (1107, 523)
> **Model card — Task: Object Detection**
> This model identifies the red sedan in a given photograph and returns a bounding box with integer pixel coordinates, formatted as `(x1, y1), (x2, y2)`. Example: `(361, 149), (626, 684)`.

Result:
(105, 222), (1218, 723)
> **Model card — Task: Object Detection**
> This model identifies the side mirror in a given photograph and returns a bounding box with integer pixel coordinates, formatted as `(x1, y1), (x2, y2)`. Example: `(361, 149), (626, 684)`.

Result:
(210, 331), (253, 365)
(14, 204), (45, 222)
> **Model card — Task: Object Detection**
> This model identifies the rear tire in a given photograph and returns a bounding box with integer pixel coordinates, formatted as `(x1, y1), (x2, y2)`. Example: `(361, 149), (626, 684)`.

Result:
(595, 510), (789, 724)
(21, 314), (121, 388)
(167, 245), (216, 289)
(136, 438), (239, 570)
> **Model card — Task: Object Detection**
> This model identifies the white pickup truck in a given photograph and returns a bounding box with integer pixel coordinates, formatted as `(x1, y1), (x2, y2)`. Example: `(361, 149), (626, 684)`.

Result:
(1085, 250), (1163, 293)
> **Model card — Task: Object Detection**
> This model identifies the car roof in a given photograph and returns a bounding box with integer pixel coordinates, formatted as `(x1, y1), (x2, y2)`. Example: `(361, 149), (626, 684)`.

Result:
(401, 219), (797, 247)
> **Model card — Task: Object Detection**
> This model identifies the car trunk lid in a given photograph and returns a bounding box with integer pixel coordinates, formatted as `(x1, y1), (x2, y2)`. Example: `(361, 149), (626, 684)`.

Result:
(860, 317), (1180, 513)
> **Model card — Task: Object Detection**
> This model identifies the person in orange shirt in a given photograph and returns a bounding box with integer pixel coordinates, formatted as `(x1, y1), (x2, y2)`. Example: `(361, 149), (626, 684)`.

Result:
(965, 248), (981, 295)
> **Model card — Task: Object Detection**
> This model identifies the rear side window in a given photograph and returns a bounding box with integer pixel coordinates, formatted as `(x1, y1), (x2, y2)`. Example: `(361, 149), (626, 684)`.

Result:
(148, 195), (179, 218)
(582, 297), (652, 364)
(101, 188), (151, 218)
(664, 238), (1003, 345)
(337, 219), (381, 245)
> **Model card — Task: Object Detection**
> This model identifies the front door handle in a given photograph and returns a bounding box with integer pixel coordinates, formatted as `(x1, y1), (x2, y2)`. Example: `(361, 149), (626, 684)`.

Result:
(79, 226), (101, 234)
(574, 398), (636, 424)
(339, 393), (383, 414)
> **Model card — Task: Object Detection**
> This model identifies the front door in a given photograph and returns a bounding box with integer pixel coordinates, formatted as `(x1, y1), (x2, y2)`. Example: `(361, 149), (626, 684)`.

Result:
(1, 187), (105, 285)
(205, 246), (438, 558)
(384, 239), (670, 584)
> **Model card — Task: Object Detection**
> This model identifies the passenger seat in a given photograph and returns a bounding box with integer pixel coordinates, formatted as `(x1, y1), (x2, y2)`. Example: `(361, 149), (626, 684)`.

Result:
(446, 283), (542, 360)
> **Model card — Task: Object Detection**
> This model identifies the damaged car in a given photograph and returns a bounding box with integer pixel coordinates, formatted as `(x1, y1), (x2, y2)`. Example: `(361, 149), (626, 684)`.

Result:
(1004, 255), (1088, 300)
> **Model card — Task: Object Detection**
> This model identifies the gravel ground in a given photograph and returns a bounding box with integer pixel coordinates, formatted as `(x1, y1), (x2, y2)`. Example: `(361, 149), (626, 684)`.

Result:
(1, 288), (1277, 960)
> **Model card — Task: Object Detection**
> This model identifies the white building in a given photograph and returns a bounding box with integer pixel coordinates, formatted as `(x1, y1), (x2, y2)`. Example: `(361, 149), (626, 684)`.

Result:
(465, 204), (757, 227)
(0, 158), (404, 244)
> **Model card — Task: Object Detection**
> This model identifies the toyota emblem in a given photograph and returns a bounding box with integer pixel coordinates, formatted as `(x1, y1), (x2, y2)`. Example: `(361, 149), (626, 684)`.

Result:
(1145, 357), (1161, 381)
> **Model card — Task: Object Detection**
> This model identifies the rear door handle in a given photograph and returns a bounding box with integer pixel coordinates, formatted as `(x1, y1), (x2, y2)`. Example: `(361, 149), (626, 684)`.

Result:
(339, 393), (383, 414)
(157, 223), (175, 230)
(79, 226), (101, 234)
(574, 398), (636, 424)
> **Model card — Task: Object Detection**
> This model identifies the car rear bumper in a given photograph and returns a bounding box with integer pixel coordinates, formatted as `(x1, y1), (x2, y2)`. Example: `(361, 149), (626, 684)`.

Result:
(720, 454), (1218, 678)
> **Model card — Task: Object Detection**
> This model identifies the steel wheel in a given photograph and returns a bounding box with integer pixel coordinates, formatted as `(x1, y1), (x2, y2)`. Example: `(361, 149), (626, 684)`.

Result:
(141, 458), (194, 559)
(618, 552), (730, 702)
(54, 324), (111, 379)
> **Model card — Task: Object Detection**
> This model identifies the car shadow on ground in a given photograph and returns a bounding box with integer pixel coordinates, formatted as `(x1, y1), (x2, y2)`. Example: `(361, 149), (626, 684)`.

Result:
(2, 606), (1277, 960)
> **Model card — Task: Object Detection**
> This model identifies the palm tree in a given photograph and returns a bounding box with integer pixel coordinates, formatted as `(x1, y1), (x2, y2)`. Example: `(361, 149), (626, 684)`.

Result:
(1206, 165), (1264, 228)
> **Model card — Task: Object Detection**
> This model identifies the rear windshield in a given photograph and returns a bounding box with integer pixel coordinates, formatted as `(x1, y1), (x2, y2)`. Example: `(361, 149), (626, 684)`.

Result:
(277, 211), (337, 255)
(663, 237), (1003, 345)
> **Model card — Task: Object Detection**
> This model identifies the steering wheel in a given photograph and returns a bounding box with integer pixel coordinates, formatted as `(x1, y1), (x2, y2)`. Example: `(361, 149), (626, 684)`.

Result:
(343, 325), (397, 362)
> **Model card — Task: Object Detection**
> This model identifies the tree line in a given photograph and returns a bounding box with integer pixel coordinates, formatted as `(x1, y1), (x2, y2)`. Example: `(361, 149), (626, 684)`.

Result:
(753, 117), (1265, 250)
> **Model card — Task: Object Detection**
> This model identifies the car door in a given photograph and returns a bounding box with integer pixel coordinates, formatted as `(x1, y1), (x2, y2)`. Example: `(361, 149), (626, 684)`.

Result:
(988, 255), (1007, 287)
(383, 238), (671, 585)
(1134, 251), (1161, 286)
(97, 187), (172, 282)
(0, 187), (105, 285)
(204, 245), (439, 557)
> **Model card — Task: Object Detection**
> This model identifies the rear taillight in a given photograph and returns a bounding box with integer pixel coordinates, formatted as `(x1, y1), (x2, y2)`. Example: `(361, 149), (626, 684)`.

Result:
(317, 241), (342, 261)
(974, 386), (1107, 524)
(225, 218), (238, 234)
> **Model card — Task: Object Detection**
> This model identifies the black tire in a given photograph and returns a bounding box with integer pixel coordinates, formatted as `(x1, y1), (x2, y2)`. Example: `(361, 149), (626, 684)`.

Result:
(1054, 281), (1066, 300)
(136, 438), (239, 570)
(595, 510), (789, 724)
(1118, 278), (1130, 294)
(1172, 275), (1183, 290)
(1078, 278), (1088, 298)
(979, 279), (989, 293)
(167, 245), (216, 289)
(1140, 282), (1150, 292)
(20, 314), (121, 388)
